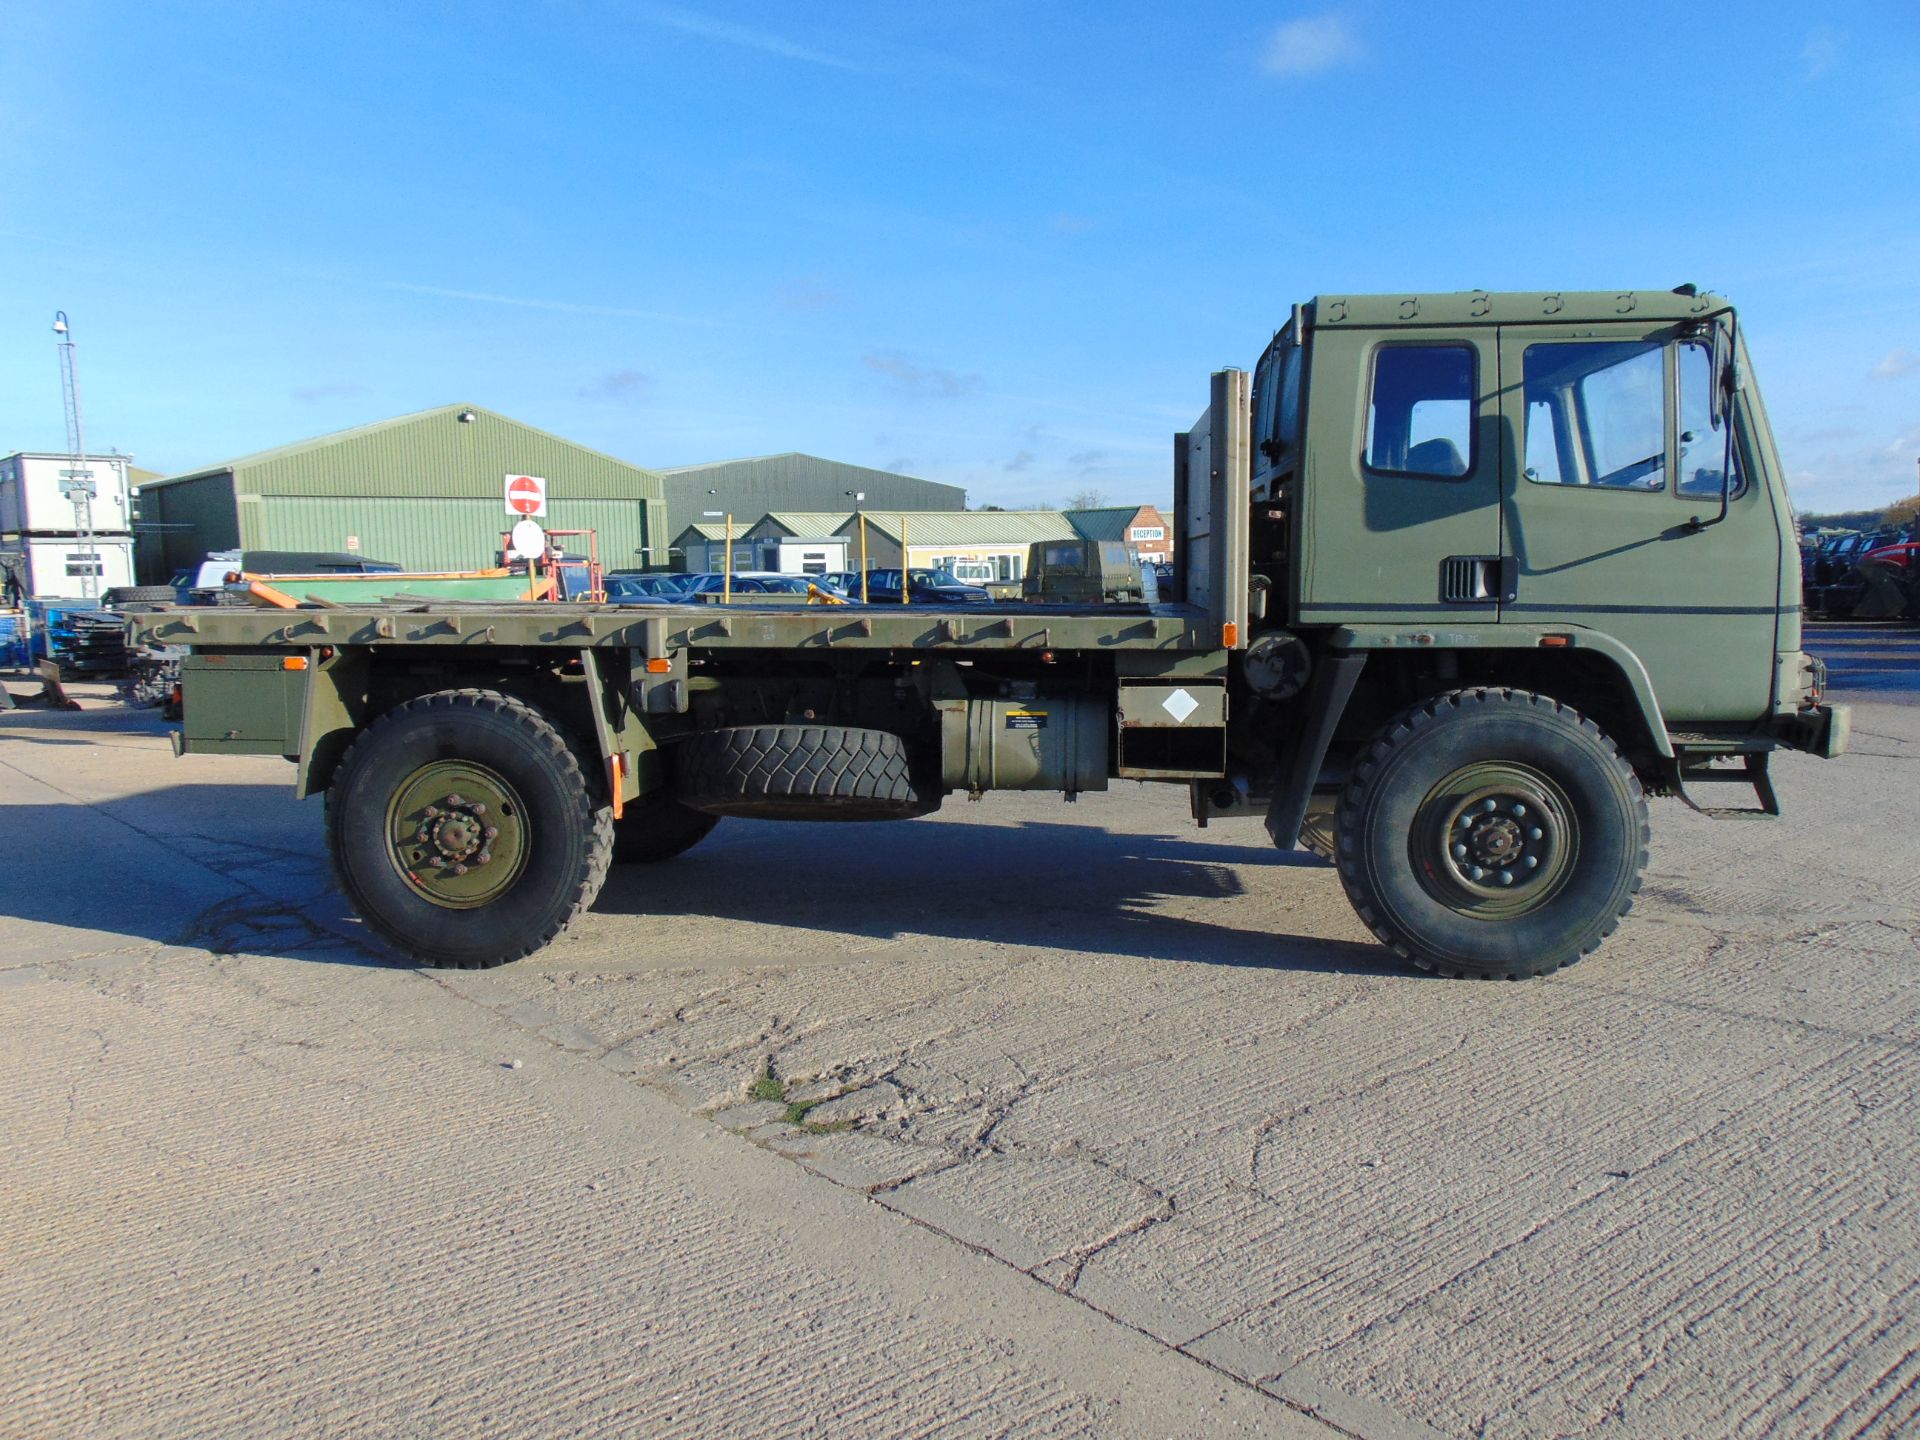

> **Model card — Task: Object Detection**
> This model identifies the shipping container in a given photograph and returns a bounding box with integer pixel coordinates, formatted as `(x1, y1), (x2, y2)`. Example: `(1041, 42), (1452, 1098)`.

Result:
(0, 452), (135, 535)
(1, 535), (137, 599)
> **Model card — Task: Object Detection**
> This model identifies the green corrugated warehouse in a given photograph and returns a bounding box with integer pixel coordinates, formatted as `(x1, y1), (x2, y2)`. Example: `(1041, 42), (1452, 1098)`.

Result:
(136, 404), (667, 582)
(658, 453), (963, 539)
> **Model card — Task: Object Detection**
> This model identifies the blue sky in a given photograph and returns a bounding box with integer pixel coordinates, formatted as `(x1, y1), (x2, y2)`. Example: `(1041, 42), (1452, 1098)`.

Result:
(3, 1), (1917, 514)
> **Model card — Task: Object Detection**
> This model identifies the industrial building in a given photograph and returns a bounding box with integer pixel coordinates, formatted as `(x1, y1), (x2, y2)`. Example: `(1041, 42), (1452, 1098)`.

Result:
(1, 451), (138, 600)
(833, 510), (1080, 585)
(658, 454), (963, 540)
(135, 405), (667, 582)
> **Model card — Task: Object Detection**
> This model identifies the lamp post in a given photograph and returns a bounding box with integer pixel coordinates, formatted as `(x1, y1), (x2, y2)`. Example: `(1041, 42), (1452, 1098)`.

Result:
(845, 490), (868, 602)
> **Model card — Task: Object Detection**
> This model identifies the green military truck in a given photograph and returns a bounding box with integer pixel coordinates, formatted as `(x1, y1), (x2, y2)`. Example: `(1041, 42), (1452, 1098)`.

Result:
(133, 288), (1846, 979)
(1023, 538), (1148, 604)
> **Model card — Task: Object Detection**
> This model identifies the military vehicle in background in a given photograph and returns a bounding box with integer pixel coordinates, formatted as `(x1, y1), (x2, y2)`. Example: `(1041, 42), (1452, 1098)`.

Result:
(1022, 538), (1148, 604)
(132, 287), (1846, 981)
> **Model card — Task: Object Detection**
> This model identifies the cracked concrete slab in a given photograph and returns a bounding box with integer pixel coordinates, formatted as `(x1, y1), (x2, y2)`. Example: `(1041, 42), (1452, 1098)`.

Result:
(4, 625), (1917, 1438)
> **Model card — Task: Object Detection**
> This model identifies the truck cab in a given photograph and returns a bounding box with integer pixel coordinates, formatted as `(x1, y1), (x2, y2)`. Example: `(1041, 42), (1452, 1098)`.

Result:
(1225, 287), (1834, 814)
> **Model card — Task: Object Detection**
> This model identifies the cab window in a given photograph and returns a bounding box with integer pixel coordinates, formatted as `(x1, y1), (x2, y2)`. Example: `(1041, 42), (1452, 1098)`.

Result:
(1523, 341), (1665, 491)
(1677, 341), (1744, 499)
(1365, 345), (1474, 478)
(1254, 337), (1304, 473)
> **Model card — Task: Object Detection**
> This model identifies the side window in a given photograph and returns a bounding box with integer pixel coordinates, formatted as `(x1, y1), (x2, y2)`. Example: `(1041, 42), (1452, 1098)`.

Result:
(1255, 342), (1304, 471)
(1523, 341), (1665, 490)
(1365, 345), (1474, 478)
(1677, 341), (1744, 499)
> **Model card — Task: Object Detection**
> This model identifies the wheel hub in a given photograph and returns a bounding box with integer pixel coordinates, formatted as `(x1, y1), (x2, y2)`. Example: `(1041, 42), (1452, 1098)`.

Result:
(1415, 765), (1576, 918)
(386, 764), (527, 907)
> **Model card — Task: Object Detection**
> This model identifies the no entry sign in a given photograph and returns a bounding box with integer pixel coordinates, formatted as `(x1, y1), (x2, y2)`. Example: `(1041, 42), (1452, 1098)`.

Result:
(504, 474), (548, 517)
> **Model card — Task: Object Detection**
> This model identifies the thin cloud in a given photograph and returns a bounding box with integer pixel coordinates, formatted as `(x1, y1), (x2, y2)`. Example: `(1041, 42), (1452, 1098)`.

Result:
(1003, 450), (1035, 473)
(882, 456), (916, 474)
(775, 277), (842, 312)
(1802, 26), (1844, 79)
(863, 352), (983, 398)
(378, 280), (704, 325)
(1048, 213), (1098, 237)
(630, 3), (859, 71)
(1262, 13), (1363, 77)
(1068, 449), (1109, 472)
(580, 370), (653, 400)
(291, 382), (367, 403)
(1871, 348), (1919, 382)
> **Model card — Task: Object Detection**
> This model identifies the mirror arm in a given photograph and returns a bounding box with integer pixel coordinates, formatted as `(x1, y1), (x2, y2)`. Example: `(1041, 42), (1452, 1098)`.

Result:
(1686, 310), (1739, 534)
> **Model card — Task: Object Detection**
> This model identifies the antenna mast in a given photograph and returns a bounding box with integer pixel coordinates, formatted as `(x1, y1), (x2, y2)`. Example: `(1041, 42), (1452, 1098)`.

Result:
(52, 311), (99, 600)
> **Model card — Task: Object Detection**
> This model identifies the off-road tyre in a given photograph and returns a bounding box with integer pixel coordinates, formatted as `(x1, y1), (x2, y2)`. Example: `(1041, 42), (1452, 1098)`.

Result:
(675, 724), (930, 820)
(613, 789), (721, 863)
(1298, 807), (1335, 862)
(326, 689), (614, 968)
(103, 584), (178, 607)
(1333, 689), (1648, 980)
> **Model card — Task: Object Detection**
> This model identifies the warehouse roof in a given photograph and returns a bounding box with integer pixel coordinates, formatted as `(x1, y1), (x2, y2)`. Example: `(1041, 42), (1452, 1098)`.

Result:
(673, 521), (734, 542)
(1063, 507), (1151, 542)
(842, 510), (1079, 547)
(143, 404), (659, 490)
(756, 511), (854, 537)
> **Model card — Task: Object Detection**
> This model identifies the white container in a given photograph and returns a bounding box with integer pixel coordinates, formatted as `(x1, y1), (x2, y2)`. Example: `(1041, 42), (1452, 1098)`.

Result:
(0, 452), (135, 536)
(1, 534), (137, 599)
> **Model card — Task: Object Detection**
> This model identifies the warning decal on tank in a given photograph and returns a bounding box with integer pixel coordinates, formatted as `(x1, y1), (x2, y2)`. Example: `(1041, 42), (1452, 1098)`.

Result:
(1161, 689), (1200, 723)
(1005, 710), (1049, 730)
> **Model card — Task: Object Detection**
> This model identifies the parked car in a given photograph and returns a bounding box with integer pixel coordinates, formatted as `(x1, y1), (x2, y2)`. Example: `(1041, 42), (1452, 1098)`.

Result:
(171, 550), (403, 605)
(861, 568), (993, 605)
(604, 573), (694, 602)
(670, 572), (848, 604)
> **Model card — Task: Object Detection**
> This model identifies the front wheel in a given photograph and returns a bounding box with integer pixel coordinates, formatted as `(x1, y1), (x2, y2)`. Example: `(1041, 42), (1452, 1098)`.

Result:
(1333, 689), (1647, 980)
(327, 689), (613, 967)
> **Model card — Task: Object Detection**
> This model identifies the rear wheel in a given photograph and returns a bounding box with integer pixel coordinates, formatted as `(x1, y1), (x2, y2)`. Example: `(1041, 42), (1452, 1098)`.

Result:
(613, 788), (720, 863)
(1333, 689), (1647, 980)
(327, 689), (613, 967)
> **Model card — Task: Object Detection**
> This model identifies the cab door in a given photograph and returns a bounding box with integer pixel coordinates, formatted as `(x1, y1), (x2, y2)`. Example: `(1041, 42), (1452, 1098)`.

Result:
(1495, 322), (1781, 722)
(1297, 325), (1506, 625)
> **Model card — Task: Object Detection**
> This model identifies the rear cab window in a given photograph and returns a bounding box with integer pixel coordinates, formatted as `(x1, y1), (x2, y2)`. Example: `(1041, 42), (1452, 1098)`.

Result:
(1365, 345), (1475, 479)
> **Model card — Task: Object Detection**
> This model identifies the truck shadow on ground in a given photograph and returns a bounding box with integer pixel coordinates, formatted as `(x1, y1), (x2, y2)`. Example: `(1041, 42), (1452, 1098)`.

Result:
(0, 769), (1392, 976)
(594, 813), (1398, 978)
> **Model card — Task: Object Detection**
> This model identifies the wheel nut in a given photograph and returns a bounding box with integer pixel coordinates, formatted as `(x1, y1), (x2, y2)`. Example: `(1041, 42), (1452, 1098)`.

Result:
(449, 863), (467, 876)
(1469, 865), (1485, 881)
(470, 803), (487, 816)
(1451, 843), (1467, 859)
(423, 806), (440, 818)
(475, 852), (491, 865)
(1524, 855), (1539, 869)
(1512, 803), (1528, 817)
(1482, 799), (1498, 812)
(415, 829), (429, 842)
(1528, 827), (1544, 841)
(447, 794), (465, 807)
(1498, 870), (1514, 886)
(484, 826), (499, 840)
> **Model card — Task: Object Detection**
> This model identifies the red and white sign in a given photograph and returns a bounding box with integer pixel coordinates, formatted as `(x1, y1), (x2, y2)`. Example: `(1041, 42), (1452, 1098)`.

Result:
(504, 473), (548, 517)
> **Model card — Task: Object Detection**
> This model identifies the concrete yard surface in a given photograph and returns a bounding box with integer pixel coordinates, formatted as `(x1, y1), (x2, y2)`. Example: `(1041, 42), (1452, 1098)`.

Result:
(1, 623), (1916, 1438)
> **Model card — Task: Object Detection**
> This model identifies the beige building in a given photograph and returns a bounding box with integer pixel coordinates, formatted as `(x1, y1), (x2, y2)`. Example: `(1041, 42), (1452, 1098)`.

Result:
(835, 511), (1080, 587)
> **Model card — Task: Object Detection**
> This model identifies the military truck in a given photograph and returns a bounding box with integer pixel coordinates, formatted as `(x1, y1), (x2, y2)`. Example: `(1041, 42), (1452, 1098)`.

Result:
(132, 288), (1846, 980)
(1022, 538), (1147, 604)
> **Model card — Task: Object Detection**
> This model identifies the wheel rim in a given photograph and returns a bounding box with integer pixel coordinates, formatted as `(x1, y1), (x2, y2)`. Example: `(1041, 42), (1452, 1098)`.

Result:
(383, 759), (530, 908)
(1410, 761), (1578, 919)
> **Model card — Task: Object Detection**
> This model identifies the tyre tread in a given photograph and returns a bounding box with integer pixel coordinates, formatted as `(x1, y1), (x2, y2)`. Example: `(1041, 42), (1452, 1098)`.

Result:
(1332, 687), (1649, 980)
(326, 688), (614, 968)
